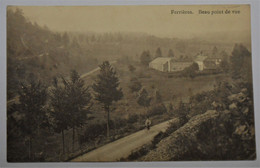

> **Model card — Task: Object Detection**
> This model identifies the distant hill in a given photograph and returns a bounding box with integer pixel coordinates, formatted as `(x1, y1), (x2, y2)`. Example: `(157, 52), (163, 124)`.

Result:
(7, 8), (248, 99)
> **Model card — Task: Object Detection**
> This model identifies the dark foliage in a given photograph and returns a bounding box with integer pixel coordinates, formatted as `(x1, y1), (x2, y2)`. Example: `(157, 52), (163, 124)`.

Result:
(92, 61), (123, 137)
(128, 77), (142, 93)
(230, 44), (252, 80)
(147, 103), (167, 117)
(180, 62), (199, 78)
(140, 51), (151, 66)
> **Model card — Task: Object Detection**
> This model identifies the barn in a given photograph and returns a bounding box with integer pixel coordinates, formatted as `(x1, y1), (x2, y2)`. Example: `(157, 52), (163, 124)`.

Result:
(149, 57), (173, 72)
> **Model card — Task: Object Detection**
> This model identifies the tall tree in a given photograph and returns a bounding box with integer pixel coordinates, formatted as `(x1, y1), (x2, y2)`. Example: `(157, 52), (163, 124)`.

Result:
(92, 61), (123, 137)
(50, 71), (92, 153)
(219, 51), (229, 73)
(155, 47), (162, 58)
(140, 50), (151, 66)
(168, 49), (174, 57)
(63, 70), (92, 151)
(50, 77), (70, 154)
(230, 44), (252, 80)
(17, 76), (47, 160)
(137, 88), (152, 115)
(212, 46), (218, 57)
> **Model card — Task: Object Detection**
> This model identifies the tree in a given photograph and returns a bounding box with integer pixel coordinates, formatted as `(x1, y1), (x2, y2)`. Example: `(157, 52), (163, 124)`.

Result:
(176, 101), (189, 124)
(154, 89), (162, 104)
(181, 62), (199, 78)
(92, 61), (123, 137)
(137, 88), (152, 115)
(63, 70), (92, 151)
(140, 51), (151, 66)
(230, 44), (252, 80)
(128, 77), (142, 94)
(17, 76), (47, 160)
(50, 70), (92, 153)
(155, 47), (162, 58)
(50, 78), (70, 154)
(168, 49), (174, 57)
(212, 46), (218, 57)
(128, 64), (136, 73)
(219, 56), (229, 73)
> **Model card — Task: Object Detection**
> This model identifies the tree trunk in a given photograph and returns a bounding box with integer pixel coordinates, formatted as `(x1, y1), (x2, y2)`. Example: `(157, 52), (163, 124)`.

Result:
(62, 130), (65, 154)
(28, 137), (31, 160)
(106, 106), (110, 138)
(72, 127), (75, 152)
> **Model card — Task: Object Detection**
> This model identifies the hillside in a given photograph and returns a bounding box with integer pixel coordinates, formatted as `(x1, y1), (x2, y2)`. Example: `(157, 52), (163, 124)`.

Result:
(139, 84), (256, 161)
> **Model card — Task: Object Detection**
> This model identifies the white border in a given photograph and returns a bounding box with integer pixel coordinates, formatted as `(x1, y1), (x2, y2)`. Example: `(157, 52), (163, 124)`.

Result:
(0, 0), (259, 167)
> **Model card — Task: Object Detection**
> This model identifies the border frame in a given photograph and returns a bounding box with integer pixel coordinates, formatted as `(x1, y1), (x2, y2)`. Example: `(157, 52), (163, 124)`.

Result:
(0, 0), (259, 167)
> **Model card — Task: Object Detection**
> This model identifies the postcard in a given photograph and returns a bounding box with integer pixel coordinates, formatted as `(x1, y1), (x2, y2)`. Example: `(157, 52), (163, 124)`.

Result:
(6, 4), (256, 163)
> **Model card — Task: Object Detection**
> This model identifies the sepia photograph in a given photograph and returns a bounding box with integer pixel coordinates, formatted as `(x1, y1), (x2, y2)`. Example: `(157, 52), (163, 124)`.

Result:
(6, 4), (257, 162)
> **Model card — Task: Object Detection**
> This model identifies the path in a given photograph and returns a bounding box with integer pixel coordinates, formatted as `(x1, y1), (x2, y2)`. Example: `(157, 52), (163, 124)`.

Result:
(71, 118), (177, 162)
(80, 60), (117, 78)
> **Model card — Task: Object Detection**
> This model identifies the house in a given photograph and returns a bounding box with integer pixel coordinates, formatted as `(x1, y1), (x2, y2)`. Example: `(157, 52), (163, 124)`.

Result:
(171, 60), (193, 72)
(195, 55), (208, 71)
(195, 55), (222, 71)
(149, 57), (173, 72)
(149, 57), (194, 72)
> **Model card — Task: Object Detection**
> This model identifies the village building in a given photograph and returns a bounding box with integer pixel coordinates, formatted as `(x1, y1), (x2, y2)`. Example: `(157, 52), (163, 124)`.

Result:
(171, 60), (193, 72)
(195, 55), (222, 71)
(195, 55), (208, 71)
(149, 57), (193, 72)
(149, 57), (173, 72)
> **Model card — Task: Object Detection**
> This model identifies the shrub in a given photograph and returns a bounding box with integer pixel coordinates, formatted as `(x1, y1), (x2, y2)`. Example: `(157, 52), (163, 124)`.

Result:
(147, 103), (167, 117)
(81, 122), (107, 143)
(127, 114), (139, 124)
(110, 118), (128, 129)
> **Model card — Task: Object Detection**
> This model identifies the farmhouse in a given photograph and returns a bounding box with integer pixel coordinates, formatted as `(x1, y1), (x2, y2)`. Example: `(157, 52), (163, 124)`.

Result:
(203, 57), (222, 70)
(195, 55), (207, 71)
(149, 57), (173, 72)
(195, 55), (222, 71)
(149, 57), (194, 72)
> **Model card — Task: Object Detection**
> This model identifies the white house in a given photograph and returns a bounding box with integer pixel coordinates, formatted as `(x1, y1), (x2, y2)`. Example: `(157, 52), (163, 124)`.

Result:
(195, 55), (208, 71)
(149, 57), (173, 72)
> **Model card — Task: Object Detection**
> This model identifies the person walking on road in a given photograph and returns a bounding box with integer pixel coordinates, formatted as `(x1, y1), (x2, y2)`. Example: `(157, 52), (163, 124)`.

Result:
(145, 117), (152, 130)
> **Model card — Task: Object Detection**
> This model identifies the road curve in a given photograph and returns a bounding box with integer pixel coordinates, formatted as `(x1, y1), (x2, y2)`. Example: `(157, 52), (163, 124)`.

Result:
(71, 118), (177, 162)
(80, 60), (117, 79)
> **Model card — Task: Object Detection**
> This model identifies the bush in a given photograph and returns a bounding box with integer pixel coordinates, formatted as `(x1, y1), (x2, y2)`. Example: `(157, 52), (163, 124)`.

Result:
(127, 114), (139, 124)
(110, 118), (128, 129)
(81, 122), (107, 143)
(147, 103), (167, 117)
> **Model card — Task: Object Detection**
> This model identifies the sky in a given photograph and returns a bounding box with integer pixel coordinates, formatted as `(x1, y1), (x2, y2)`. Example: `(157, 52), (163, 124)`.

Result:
(11, 5), (251, 39)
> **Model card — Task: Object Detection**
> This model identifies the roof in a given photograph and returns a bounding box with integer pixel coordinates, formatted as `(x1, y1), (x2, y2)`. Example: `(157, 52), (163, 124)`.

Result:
(195, 55), (207, 62)
(205, 57), (222, 61)
(149, 57), (172, 65)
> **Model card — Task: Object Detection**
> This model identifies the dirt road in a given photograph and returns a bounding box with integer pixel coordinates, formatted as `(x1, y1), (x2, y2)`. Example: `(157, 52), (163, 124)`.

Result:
(71, 118), (177, 162)
(80, 60), (117, 79)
